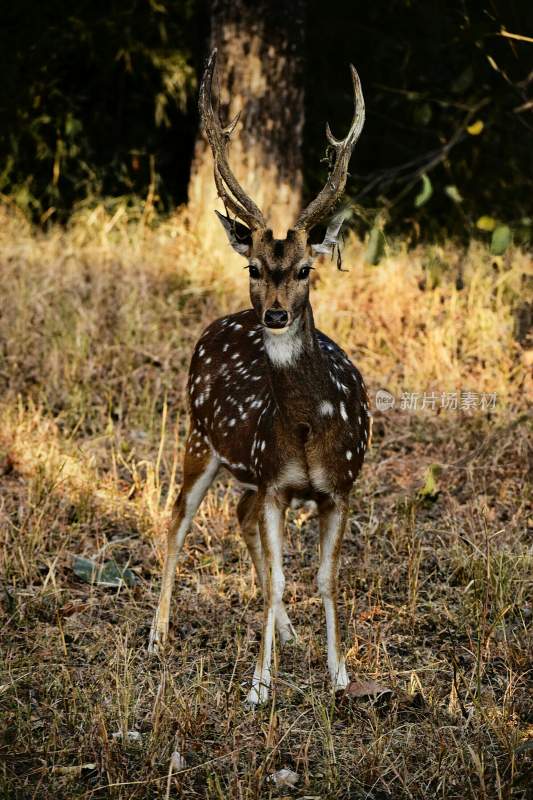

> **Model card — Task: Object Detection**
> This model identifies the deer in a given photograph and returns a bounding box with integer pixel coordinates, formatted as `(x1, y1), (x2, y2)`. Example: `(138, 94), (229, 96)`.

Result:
(149, 49), (371, 707)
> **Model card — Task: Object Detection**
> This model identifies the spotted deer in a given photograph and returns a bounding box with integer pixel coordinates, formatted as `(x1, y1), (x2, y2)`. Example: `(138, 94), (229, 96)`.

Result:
(150, 50), (371, 706)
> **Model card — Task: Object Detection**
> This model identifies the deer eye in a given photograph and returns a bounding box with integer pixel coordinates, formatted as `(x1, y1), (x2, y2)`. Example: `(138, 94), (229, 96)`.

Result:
(297, 265), (312, 280)
(248, 264), (261, 279)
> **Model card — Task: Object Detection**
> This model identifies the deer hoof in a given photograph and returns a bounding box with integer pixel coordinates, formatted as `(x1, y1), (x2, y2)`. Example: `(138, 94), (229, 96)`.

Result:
(278, 623), (298, 647)
(245, 682), (269, 708)
(333, 661), (350, 690)
(148, 617), (167, 655)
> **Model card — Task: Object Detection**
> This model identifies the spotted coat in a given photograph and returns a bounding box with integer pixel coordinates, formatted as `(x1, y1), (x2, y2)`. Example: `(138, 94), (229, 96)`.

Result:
(187, 307), (371, 502)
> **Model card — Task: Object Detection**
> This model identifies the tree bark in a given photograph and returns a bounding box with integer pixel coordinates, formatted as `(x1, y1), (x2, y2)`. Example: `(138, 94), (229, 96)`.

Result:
(188, 0), (305, 241)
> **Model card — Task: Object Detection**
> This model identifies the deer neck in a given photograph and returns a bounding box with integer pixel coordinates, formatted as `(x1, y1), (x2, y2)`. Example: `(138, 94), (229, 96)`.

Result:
(263, 303), (330, 419)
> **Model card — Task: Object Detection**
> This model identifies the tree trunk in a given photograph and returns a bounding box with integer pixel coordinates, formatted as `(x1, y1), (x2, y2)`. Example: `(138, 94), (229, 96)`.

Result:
(188, 0), (305, 242)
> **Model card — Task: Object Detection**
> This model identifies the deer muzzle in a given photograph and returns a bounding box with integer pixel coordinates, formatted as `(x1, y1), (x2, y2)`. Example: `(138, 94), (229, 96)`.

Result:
(263, 308), (289, 330)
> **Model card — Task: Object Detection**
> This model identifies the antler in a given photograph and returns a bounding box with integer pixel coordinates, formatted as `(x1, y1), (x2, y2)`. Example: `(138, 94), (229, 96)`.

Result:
(199, 49), (266, 231)
(295, 65), (365, 232)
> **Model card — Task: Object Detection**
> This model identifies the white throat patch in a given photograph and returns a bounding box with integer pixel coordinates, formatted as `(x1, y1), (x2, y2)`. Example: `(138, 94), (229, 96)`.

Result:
(264, 321), (303, 367)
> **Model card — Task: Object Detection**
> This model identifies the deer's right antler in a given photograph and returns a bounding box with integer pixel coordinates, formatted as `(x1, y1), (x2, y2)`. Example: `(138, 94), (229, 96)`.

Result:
(199, 49), (266, 231)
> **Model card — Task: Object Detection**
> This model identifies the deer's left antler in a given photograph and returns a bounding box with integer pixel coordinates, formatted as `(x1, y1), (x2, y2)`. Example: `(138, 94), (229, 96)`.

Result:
(295, 65), (365, 233)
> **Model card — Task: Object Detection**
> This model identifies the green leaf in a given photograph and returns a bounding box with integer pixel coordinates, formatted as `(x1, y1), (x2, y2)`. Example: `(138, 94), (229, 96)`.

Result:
(444, 185), (463, 204)
(72, 556), (99, 584)
(414, 174), (433, 208)
(73, 556), (139, 587)
(98, 561), (139, 588)
(365, 226), (386, 265)
(490, 225), (512, 255)
(418, 464), (442, 502)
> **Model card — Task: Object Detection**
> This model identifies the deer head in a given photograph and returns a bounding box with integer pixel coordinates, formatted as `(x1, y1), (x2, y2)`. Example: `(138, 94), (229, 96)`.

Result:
(199, 49), (365, 334)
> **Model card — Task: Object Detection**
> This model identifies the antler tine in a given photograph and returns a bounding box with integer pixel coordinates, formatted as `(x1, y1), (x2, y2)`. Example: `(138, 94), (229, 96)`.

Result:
(295, 64), (365, 233)
(199, 49), (266, 230)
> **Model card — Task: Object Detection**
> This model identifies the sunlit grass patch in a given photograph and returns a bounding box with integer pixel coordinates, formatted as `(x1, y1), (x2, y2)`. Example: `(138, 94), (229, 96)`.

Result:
(1, 203), (531, 798)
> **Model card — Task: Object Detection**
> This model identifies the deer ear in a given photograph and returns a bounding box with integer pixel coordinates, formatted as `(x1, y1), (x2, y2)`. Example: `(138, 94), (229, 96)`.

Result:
(311, 209), (351, 256)
(215, 211), (252, 256)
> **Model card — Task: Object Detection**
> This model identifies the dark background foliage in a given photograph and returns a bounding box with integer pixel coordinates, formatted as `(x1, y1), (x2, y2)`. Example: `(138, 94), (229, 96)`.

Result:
(1, 0), (531, 236)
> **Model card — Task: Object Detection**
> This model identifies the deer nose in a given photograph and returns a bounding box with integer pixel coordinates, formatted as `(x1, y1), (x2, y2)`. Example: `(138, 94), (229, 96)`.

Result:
(264, 308), (289, 329)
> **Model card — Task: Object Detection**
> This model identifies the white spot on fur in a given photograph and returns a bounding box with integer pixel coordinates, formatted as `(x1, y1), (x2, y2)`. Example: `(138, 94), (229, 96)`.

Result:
(346, 450), (352, 461)
(340, 402), (348, 422)
(319, 400), (334, 417)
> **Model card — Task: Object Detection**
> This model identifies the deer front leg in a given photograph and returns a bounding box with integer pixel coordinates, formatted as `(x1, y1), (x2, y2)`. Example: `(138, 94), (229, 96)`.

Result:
(246, 494), (286, 707)
(317, 496), (350, 690)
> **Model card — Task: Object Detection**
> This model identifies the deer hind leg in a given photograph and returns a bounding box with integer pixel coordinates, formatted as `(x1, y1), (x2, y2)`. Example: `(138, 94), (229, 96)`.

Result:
(317, 496), (350, 690)
(149, 431), (219, 653)
(237, 490), (296, 646)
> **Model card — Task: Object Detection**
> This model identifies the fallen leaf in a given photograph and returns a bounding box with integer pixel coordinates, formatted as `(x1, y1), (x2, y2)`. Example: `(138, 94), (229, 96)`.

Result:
(358, 605), (385, 623)
(53, 763), (96, 775)
(344, 680), (392, 698)
(73, 556), (139, 588)
(98, 560), (139, 587)
(58, 601), (90, 618)
(269, 768), (299, 787)
(396, 690), (427, 712)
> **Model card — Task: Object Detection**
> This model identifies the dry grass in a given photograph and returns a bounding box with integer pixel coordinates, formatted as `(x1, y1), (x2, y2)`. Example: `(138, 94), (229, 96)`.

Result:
(1, 201), (532, 799)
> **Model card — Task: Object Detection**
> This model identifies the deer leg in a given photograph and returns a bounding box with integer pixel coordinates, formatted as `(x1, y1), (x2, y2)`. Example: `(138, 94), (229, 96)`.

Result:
(149, 436), (219, 653)
(317, 496), (350, 690)
(237, 490), (296, 645)
(246, 494), (286, 707)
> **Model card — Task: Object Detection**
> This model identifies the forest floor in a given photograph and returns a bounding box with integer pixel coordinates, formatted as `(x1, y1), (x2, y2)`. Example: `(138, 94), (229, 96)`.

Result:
(1, 202), (532, 799)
